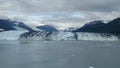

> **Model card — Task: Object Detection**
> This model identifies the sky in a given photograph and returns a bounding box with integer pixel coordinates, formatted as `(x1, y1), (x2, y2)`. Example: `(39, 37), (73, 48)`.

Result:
(0, 0), (120, 29)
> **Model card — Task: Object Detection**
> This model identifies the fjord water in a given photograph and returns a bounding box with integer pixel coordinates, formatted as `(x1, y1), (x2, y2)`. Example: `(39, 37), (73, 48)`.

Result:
(0, 40), (120, 68)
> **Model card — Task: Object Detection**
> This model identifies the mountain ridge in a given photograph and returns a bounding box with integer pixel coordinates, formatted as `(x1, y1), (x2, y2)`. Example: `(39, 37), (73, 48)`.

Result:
(73, 17), (120, 34)
(0, 19), (34, 32)
(36, 25), (58, 32)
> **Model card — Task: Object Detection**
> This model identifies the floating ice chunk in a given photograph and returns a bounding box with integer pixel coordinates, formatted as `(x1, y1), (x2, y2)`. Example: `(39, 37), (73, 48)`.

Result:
(72, 54), (76, 57)
(89, 66), (94, 68)
(43, 41), (48, 43)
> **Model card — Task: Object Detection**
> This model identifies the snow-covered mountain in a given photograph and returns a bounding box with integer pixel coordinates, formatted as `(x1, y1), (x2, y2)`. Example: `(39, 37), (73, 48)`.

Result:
(0, 19), (16, 31)
(36, 25), (58, 32)
(73, 20), (105, 32)
(0, 19), (34, 31)
(64, 27), (78, 32)
(74, 17), (120, 34)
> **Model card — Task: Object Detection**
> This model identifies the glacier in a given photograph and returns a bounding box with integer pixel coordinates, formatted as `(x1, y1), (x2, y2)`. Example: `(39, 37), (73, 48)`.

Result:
(0, 30), (119, 41)
(19, 31), (76, 40)
(19, 31), (120, 41)
(0, 30), (28, 40)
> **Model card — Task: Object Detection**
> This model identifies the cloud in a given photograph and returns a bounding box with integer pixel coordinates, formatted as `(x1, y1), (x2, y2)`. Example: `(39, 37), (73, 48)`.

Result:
(0, 0), (120, 13)
(0, 0), (120, 29)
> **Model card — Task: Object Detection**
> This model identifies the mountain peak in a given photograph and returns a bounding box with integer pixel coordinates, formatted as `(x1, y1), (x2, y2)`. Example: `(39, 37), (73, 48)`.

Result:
(85, 20), (104, 26)
(73, 17), (120, 34)
(108, 17), (120, 24)
(36, 25), (58, 32)
(0, 19), (34, 31)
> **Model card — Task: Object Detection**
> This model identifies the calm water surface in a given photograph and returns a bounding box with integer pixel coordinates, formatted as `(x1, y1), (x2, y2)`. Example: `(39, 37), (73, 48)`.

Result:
(0, 40), (120, 68)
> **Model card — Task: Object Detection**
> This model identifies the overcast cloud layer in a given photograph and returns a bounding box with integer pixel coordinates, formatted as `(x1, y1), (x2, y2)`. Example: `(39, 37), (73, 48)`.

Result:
(0, 0), (120, 29)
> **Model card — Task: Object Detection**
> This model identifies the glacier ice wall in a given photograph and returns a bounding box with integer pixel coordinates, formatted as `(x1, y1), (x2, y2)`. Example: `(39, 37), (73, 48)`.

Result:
(76, 32), (119, 41)
(19, 31), (120, 41)
(0, 31), (28, 40)
(19, 31), (76, 40)
(0, 30), (119, 41)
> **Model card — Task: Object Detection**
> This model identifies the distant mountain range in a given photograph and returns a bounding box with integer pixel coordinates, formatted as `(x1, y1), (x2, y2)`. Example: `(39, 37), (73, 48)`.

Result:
(0, 17), (120, 34)
(0, 17), (120, 41)
(0, 19), (58, 32)
(36, 25), (58, 32)
(64, 27), (78, 32)
(73, 17), (120, 34)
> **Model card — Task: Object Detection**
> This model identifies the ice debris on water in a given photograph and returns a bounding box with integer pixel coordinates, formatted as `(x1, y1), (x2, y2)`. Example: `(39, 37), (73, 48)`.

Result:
(43, 41), (48, 43)
(89, 66), (94, 68)
(72, 54), (76, 57)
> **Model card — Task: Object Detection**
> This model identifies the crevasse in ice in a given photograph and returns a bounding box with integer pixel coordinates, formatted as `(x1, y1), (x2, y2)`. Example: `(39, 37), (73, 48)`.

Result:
(19, 31), (119, 41)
